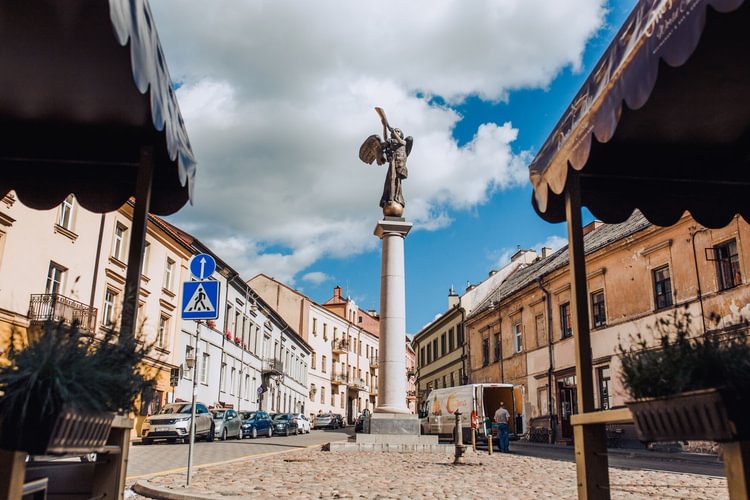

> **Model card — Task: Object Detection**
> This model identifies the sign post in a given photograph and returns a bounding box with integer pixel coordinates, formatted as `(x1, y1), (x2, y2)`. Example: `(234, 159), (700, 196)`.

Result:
(182, 253), (218, 486)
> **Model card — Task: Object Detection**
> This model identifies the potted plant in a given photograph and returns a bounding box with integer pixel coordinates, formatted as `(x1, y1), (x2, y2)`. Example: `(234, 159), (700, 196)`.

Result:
(619, 310), (750, 443)
(0, 321), (154, 455)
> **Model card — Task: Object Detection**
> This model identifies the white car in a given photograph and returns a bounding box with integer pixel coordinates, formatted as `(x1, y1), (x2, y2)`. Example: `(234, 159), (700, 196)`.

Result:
(293, 413), (311, 433)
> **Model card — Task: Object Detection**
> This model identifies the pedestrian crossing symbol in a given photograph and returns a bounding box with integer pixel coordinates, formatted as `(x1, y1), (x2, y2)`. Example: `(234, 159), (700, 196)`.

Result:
(181, 280), (220, 320)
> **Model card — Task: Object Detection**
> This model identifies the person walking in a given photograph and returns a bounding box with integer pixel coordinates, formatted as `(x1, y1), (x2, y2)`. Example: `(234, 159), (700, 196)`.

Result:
(494, 402), (510, 453)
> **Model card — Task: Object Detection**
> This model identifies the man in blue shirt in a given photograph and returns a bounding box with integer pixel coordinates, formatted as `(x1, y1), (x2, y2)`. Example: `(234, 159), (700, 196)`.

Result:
(494, 402), (510, 453)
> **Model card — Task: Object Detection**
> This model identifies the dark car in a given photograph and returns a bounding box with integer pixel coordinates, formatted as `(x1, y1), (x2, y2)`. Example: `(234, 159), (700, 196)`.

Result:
(272, 413), (300, 436)
(240, 411), (273, 439)
(332, 413), (347, 428)
(354, 410), (370, 433)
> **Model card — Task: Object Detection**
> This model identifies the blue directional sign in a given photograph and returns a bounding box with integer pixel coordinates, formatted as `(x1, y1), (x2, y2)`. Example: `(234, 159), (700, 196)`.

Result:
(181, 280), (220, 320)
(189, 253), (216, 281)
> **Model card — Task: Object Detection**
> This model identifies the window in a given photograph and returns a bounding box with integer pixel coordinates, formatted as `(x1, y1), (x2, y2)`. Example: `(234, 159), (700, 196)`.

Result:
(157, 315), (169, 348)
(230, 367), (236, 395)
(538, 387), (549, 416)
(513, 323), (523, 353)
(560, 302), (572, 338)
(450, 372), (455, 387)
(458, 368), (464, 385)
(597, 367), (612, 410)
(448, 327), (455, 351)
(200, 352), (209, 384)
(57, 194), (75, 230)
(440, 333), (446, 356)
(535, 314), (546, 347)
(420, 347), (426, 367)
(591, 290), (606, 328)
(102, 289), (118, 327)
(220, 363), (227, 391)
(493, 333), (501, 362)
(320, 387), (326, 404)
(311, 351), (317, 370)
(652, 266), (673, 309)
(322, 355), (327, 373)
(432, 339), (438, 360)
(457, 325), (465, 346)
(164, 257), (175, 290)
(312, 318), (317, 336)
(715, 240), (741, 290)
(341, 393), (345, 409)
(481, 337), (489, 367)
(426, 344), (432, 364)
(112, 223), (127, 261)
(323, 323), (328, 341)
(45, 262), (66, 295)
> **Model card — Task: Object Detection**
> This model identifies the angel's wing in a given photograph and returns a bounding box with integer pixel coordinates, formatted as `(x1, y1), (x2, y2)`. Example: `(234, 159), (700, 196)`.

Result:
(359, 134), (385, 165)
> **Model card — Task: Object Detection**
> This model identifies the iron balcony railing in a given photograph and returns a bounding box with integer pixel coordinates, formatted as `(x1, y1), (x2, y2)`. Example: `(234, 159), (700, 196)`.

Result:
(261, 357), (284, 375)
(28, 294), (98, 332)
(331, 338), (349, 354)
(348, 378), (367, 391)
(369, 357), (379, 369)
(331, 370), (348, 385)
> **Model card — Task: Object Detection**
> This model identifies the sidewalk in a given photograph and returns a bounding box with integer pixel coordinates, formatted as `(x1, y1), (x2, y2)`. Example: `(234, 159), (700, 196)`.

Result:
(129, 441), (728, 499)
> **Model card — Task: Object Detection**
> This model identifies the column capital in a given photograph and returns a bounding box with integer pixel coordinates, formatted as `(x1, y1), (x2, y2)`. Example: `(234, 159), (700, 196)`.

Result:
(374, 218), (413, 239)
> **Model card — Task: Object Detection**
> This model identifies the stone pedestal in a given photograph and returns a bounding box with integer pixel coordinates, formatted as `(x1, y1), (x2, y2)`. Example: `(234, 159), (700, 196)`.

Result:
(373, 217), (412, 414)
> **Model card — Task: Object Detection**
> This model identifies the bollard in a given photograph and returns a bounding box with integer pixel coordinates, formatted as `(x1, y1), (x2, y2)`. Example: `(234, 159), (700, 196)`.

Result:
(453, 409), (466, 465)
(487, 419), (493, 456)
(471, 427), (476, 452)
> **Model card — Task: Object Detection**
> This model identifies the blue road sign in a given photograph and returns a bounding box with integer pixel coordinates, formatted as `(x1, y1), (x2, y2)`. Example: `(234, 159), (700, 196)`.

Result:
(182, 280), (220, 320)
(189, 253), (217, 280)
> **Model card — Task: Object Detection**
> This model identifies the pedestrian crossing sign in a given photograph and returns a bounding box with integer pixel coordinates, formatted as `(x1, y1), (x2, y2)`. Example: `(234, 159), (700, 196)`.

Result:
(181, 280), (220, 320)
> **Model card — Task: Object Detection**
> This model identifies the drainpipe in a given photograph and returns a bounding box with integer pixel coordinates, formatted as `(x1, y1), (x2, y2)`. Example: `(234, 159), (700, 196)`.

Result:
(495, 302), (504, 383)
(536, 276), (556, 444)
(690, 226), (708, 334)
(458, 297), (468, 384)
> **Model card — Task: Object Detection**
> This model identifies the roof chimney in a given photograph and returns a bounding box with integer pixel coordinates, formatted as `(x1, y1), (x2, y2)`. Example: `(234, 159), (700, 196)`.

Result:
(448, 287), (459, 308)
(541, 246), (552, 258)
(582, 220), (604, 236)
(334, 285), (343, 299)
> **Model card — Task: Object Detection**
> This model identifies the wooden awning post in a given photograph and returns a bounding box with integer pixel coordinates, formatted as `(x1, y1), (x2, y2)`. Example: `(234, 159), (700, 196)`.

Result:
(565, 174), (609, 499)
(120, 146), (154, 341)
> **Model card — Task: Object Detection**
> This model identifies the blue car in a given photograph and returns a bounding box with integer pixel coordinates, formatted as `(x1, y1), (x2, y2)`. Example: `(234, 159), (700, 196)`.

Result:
(240, 411), (273, 439)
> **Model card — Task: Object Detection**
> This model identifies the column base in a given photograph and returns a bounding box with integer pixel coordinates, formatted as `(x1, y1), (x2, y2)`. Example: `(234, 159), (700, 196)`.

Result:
(367, 412), (420, 435)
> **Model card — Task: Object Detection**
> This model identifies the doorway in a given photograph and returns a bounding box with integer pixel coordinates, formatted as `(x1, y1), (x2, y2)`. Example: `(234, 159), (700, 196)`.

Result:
(557, 377), (577, 440)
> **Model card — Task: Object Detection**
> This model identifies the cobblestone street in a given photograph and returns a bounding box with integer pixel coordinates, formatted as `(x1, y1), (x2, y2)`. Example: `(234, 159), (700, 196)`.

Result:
(130, 446), (728, 499)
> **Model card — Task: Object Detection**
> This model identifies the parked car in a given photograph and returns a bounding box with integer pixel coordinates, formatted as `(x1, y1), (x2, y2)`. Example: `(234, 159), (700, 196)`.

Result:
(141, 402), (214, 444)
(272, 413), (300, 436)
(212, 409), (242, 440)
(240, 411), (273, 439)
(313, 412), (339, 429)
(293, 413), (311, 434)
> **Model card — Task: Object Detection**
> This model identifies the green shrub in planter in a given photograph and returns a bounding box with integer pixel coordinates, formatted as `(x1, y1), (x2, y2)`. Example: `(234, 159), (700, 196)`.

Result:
(619, 309), (750, 442)
(0, 321), (155, 454)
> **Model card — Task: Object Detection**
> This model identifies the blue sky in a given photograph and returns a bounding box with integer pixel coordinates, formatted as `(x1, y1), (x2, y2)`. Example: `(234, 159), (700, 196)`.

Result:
(155, 0), (638, 334)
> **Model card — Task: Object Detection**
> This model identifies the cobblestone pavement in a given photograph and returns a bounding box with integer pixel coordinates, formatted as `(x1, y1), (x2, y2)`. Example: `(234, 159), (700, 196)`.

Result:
(128, 446), (728, 499)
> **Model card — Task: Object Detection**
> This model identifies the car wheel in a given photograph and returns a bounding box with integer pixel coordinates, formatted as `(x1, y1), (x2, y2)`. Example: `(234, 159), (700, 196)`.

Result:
(252, 427), (257, 439)
(142, 438), (152, 445)
(221, 428), (228, 441)
(267, 427), (273, 438)
(207, 425), (215, 442)
(167, 438), (177, 444)
(285, 428), (290, 437)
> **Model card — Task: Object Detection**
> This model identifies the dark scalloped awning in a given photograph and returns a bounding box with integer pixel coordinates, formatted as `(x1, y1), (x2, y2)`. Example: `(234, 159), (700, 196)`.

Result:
(528, 0), (749, 229)
(0, 0), (195, 216)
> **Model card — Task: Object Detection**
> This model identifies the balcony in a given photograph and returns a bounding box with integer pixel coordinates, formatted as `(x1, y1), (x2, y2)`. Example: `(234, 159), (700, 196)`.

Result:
(261, 357), (284, 375)
(406, 390), (417, 400)
(330, 371), (347, 385)
(28, 294), (97, 332)
(331, 338), (349, 354)
(348, 377), (367, 391)
(369, 357), (379, 369)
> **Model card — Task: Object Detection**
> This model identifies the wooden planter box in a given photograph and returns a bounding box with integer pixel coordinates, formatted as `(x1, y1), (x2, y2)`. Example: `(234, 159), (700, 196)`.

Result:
(1, 408), (114, 455)
(626, 388), (749, 443)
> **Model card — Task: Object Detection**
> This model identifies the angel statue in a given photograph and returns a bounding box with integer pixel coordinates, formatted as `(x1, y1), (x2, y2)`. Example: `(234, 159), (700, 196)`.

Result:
(359, 107), (413, 217)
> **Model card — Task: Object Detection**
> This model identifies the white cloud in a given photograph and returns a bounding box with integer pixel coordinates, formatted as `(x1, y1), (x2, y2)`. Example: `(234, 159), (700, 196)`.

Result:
(495, 234), (568, 267)
(302, 272), (332, 286)
(153, 0), (608, 280)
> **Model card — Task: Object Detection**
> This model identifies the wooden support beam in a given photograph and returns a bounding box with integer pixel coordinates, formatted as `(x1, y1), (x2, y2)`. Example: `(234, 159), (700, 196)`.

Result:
(565, 175), (610, 499)
(120, 146), (154, 340)
(723, 441), (750, 499)
(0, 449), (26, 500)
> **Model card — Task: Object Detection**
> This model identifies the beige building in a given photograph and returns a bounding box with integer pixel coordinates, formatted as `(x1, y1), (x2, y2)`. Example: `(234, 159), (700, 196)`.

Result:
(466, 211), (750, 444)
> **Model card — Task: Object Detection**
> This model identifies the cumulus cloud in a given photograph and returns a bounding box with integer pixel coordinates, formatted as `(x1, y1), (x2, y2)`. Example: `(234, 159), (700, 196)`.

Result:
(302, 272), (332, 286)
(495, 234), (569, 268)
(152, 0), (608, 280)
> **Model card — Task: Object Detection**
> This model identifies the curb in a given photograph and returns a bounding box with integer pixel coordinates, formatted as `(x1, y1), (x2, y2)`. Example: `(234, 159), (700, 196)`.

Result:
(132, 480), (225, 500)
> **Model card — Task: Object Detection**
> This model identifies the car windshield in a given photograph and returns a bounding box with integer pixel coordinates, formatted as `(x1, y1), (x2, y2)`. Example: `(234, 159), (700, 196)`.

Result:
(273, 414), (291, 421)
(241, 412), (255, 420)
(159, 404), (192, 414)
(212, 411), (225, 418)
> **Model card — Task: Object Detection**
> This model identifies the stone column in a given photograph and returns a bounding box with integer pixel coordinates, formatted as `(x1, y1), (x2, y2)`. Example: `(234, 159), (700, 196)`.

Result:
(374, 217), (412, 414)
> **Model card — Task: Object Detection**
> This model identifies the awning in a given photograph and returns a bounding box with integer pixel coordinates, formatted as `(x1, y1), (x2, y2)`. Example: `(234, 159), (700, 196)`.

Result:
(529, 0), (749, 229)
(0, 0), (196, 216)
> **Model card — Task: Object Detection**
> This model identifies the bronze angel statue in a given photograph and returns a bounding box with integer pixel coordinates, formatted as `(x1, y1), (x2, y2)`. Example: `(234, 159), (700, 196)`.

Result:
(359, 107), (413, 217)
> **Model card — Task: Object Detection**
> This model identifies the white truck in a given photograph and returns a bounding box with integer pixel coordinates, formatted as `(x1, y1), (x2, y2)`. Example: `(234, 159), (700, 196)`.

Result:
(418, 383), (525, 443)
